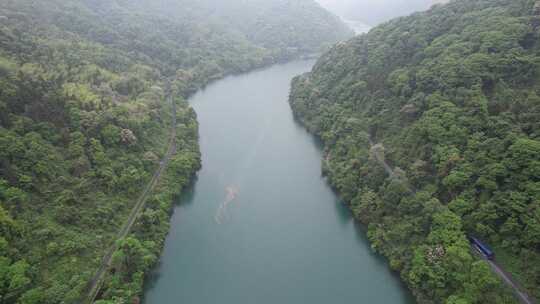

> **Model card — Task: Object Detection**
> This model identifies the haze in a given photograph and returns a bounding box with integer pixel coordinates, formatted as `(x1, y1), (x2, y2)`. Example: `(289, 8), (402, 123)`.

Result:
(316, 0), (449, 25)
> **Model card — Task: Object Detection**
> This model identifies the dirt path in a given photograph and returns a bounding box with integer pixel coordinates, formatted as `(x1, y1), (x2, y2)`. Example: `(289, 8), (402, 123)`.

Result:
(84, 96), (177, 304)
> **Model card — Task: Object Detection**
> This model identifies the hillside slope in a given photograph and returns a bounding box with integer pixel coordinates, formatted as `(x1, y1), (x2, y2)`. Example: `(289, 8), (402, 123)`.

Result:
(290, 0), (539, 303)
(0, 0), (351, 303)
(119, 0), (353, 55)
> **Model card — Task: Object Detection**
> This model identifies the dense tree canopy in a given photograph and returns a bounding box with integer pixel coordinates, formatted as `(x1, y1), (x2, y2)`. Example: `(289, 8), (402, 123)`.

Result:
(0, 0), (351, 303)
(290, 0), (539, 302)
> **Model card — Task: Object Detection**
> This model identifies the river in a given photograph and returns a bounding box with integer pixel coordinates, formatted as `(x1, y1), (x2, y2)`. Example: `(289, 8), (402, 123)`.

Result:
(143, 60), (413, 304)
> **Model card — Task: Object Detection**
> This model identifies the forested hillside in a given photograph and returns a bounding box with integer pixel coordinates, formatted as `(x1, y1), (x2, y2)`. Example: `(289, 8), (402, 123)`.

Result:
(290, 0), (540, 303)
(119, 0), (353, 55)
(0, 0), (351, 303)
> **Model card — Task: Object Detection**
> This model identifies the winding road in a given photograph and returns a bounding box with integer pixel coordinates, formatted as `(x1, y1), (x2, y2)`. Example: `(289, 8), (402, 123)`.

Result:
(84, 95), (177, 304)
(368, 140), (535, 304)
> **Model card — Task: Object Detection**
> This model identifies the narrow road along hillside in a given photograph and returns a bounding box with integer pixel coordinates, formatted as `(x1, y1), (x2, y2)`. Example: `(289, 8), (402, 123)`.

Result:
(367, 140), (535, 304)
(487, 260), (534, 304)
(84, 96), (177, 304)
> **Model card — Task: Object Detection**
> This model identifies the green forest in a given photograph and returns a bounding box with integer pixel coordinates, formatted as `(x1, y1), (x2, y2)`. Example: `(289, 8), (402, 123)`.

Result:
(290, 0), (540, 303)
(0, 0), (351, 303)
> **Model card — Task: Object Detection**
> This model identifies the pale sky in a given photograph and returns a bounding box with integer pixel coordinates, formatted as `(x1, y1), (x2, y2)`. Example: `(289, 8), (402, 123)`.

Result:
(315, 0), (449, 25)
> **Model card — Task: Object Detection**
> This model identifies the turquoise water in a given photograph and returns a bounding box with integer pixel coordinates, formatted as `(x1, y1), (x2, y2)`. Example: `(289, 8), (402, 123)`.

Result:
(143, 60), (414, 304)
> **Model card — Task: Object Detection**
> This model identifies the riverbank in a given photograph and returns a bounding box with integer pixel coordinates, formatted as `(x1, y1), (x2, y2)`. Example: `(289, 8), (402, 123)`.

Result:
(92, 95), (201, 302)
(142, 60), (413, 304)
(92, 54), (322, 303)
(287, 1), (538, 301)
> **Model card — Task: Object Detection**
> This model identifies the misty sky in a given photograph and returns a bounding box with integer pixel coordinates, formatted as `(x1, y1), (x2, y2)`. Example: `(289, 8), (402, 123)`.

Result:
(315, 0), (449, 25)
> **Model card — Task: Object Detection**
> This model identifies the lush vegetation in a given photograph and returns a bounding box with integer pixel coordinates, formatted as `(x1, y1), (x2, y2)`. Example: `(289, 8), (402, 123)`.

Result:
(290, 0), (540, 303)
(0, 0), (351, 303)
(95, 97), (201, 303)
(120, 0), (353, 58)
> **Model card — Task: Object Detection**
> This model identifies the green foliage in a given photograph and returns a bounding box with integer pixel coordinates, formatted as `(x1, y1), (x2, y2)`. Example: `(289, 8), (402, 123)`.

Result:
(290, 0), (539, 302)
(0, 0), (350, 303)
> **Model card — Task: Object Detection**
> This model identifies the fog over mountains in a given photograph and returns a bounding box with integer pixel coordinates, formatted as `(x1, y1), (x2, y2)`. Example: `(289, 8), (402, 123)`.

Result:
(316, 0), (449, 25)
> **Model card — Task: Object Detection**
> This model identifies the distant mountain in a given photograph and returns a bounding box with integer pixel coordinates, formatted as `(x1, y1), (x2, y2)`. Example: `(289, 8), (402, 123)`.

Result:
(187, 0), (355, 52)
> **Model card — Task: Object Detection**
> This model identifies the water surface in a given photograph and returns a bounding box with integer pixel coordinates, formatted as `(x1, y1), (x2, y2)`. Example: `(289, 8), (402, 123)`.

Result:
(144, 60), (413, 304)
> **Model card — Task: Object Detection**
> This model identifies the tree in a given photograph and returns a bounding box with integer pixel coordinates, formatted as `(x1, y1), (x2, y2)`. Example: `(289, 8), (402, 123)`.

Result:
(112, 237), (155, 280)
(101, 124), (121, 147)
